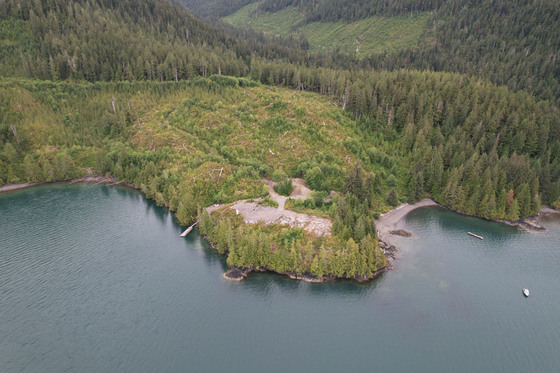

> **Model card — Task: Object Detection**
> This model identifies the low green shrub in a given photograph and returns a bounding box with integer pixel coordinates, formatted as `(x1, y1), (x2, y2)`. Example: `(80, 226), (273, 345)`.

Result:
(274, 179), (293, 196)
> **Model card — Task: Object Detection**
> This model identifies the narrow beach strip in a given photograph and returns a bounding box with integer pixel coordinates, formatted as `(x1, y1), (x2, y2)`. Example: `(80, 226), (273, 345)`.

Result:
(375, 199), (438, 246)
(0, 182), (38, 194)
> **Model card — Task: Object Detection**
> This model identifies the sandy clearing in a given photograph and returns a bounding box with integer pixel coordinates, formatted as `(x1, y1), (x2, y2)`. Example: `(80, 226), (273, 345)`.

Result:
(261, 178), (312, 210)
(206, 179), (331, 236)
(232, 200), (331, 236)
(290, 178), (313, 198)
(375, 199), (438, 245)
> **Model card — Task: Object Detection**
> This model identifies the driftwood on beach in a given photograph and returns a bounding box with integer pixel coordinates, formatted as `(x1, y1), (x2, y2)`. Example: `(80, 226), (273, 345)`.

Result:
(467, 232), (484, 240)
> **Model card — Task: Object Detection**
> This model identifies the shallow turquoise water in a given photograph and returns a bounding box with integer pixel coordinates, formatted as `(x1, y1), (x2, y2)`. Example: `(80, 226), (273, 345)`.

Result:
(1, 184), (559, 372)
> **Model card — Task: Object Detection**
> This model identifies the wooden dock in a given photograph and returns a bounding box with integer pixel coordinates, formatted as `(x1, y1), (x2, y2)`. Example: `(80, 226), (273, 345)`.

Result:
(467, 232), (484, 240)
(180, 221), (198, 237)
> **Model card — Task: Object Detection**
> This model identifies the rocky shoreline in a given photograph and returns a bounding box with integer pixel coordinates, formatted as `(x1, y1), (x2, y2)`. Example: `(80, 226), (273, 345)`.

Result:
(373, 198), (559, 263)
(5, 178), (556, 283)
(444, 205), (548, 232)
(222, 265), (389, 283)
(376, 198), (555, 240)
(0, 176), (135, 194)
(209, 198), (559, 283)
(375, 199), (438, 247)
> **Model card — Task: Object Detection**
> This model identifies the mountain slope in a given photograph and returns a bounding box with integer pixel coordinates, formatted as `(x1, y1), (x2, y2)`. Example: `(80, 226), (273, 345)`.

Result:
(223, 3), (430, 57)
(369, 0), (560, 105)
(0, 0), (261, 81)
(204, 0), (560, 105)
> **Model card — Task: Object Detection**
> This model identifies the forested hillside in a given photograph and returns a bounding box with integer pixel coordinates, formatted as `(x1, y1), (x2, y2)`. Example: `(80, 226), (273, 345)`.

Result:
(1, 0), (559, 220)
(181, 0), (255, 20)
(1, 0), (560, 279)
(245, 63), (560, 219)
(370, 0), (560, 106)
(183, 0), (442, 22)
(0, 0), (310, 82)
(255, 0), (442, 22)
(222, 3), (429, 57)
(198, 0), (560, 105)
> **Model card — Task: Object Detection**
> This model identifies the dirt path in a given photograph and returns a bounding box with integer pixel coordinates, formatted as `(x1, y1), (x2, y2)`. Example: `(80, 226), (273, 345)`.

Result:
(375, 199), (438, 245)
(207, 179), (331, 236)
(261, 178), (312, 211)
(261, 179), (287, 210)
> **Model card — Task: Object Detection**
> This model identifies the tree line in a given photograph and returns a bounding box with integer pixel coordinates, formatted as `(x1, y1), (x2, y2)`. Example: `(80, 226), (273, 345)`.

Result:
(255, 0), (444, 22)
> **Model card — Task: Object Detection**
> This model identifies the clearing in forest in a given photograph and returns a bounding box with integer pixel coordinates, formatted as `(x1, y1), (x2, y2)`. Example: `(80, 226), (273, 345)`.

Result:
(222, 4), (430, 57)
(206, 179), (332, 236)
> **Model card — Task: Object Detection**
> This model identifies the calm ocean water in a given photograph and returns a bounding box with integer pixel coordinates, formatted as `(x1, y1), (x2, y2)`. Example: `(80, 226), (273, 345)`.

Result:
(1, 184), (559, 372)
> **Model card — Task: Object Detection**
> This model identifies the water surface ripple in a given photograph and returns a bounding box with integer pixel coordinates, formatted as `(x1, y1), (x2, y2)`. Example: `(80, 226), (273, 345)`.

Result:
(1, 185), (559, 372)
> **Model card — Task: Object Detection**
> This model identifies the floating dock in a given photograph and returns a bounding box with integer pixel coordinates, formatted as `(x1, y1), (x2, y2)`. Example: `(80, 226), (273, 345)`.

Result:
(180, 222), (198, 237)
(467, 232), (484, 240)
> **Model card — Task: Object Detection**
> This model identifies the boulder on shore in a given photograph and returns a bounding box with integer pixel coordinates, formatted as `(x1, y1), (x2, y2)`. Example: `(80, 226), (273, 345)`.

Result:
(390, 229), (412, 237)
(223, 267), (250, 281)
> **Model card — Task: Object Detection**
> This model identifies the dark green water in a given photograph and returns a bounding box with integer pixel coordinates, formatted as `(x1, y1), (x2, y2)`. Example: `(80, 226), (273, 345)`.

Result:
(1, 184), (559, 372)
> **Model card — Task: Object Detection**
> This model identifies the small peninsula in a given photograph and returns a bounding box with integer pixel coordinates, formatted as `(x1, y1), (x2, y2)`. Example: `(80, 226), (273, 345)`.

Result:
(199, 176), (389, 283)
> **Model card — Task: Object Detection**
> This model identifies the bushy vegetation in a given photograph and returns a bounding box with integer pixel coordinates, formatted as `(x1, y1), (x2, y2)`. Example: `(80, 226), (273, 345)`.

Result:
(258, 196), (279, 208)
(285, 192), (332, 218)
(274, 179), (293, 196)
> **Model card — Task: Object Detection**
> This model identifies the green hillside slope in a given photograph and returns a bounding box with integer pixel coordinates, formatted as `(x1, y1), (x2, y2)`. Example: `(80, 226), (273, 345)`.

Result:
(370, 0), (560, 105)
(216, 0), (560, 105)
(0, 0), (313, 82)
(0, 0), (251, 81)
(223, 3), (429, 57)
(0, 77), (392, 279)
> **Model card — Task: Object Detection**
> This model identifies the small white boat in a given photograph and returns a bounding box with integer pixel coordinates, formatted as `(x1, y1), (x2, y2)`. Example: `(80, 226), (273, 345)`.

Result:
(522, 288), (530, 297)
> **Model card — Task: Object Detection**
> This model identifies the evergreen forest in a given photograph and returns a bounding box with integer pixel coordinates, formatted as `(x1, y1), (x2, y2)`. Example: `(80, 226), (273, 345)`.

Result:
(1, 0), (559, 280)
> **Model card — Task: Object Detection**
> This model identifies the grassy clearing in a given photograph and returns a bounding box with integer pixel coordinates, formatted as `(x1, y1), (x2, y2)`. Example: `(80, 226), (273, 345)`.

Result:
(132, 84), (357, 173)
(222, 5), (429, 57)
(302, 13), (430, 57)
(223, 4), (304, 36)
